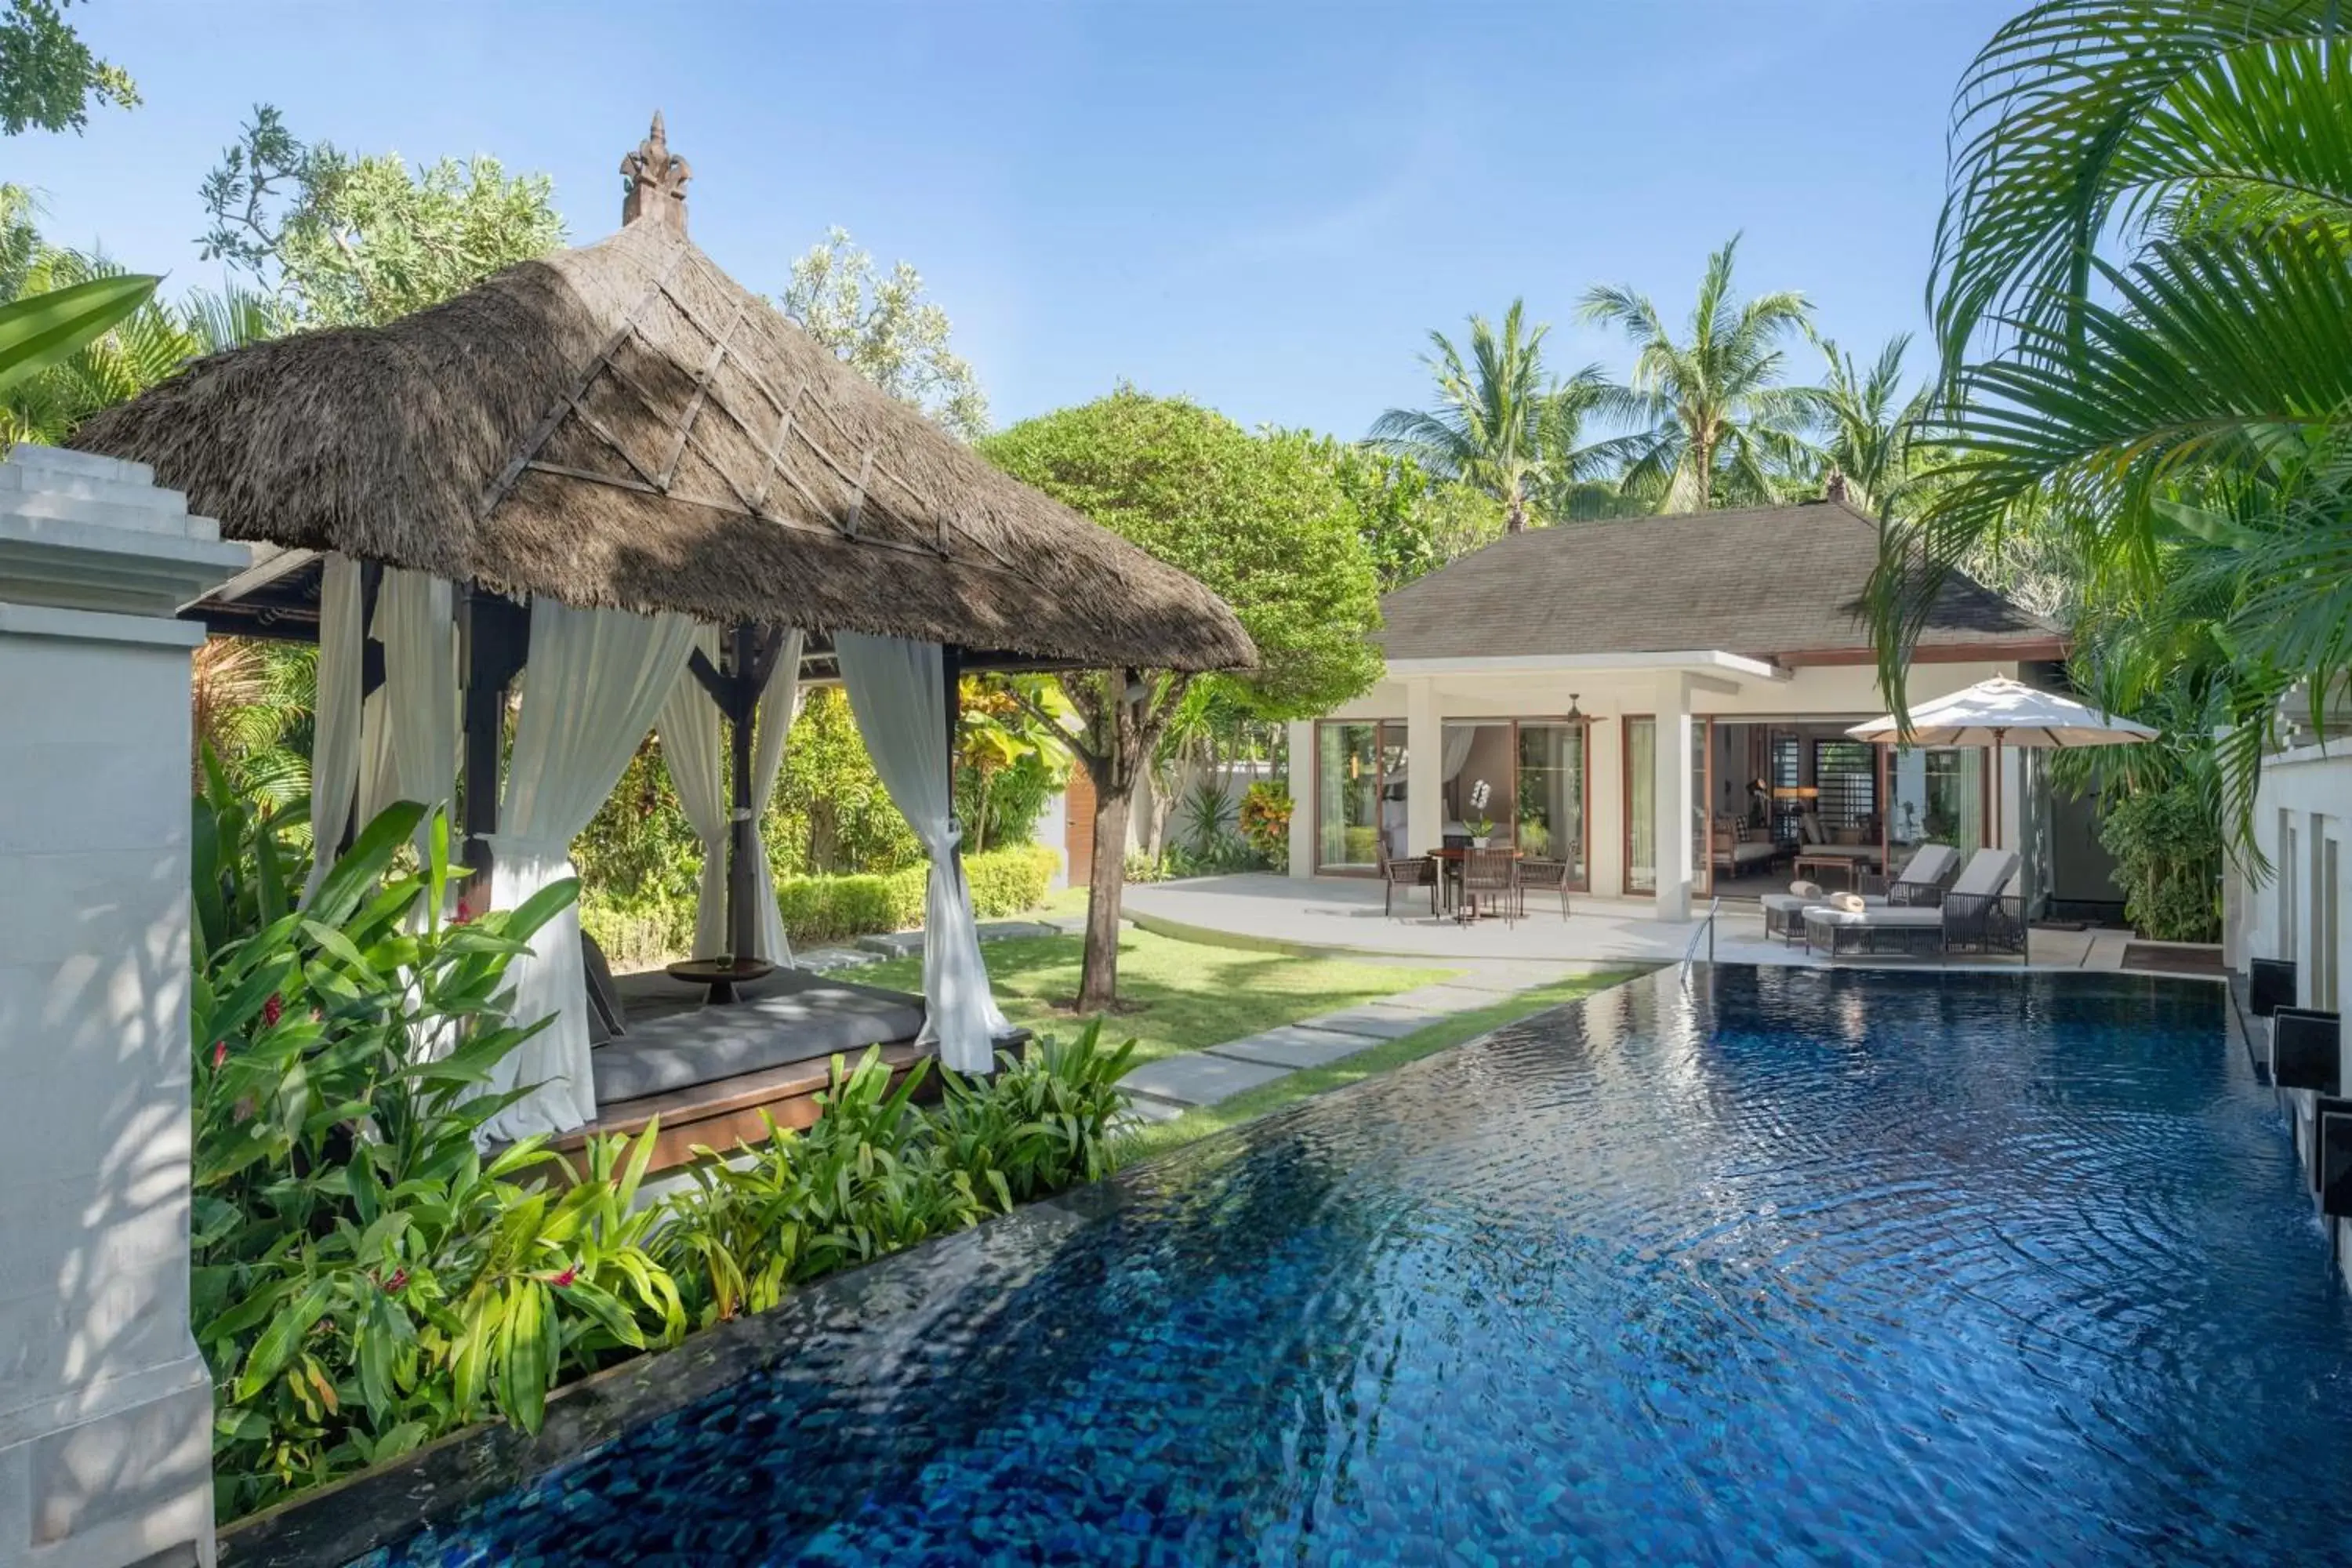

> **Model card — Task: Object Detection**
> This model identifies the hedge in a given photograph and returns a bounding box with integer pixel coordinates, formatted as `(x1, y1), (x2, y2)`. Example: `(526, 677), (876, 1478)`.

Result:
(585, 843), (1061, 964)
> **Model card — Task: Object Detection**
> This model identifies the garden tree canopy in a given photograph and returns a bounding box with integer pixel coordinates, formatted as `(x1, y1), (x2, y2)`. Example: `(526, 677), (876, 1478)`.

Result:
(781, 227), (989, 441)
(0, 0), (135, 136)
(983, 390), (1382, 1009)
(201, 103), (567, 329)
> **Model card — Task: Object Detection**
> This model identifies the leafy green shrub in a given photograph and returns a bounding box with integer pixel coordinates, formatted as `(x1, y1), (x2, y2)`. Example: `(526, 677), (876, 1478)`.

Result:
(190, 769), (681, 1519)
(190, 767), (1114, 1519)
(1124, 850), (1171, 884)
(963, 841), (1060, 916)
(1164, 831), (1265, 877)
(2099, 782), (2222, 942)
(655, 1026), (1138, 1330)
(773, 871), (911, 948)
(934, 1022), (1138, 1207)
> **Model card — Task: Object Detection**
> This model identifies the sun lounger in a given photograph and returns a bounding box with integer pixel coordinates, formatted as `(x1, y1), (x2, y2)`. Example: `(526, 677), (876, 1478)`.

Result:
(1762, 844), (1958, 942)
(1802, 848), (2022, 959)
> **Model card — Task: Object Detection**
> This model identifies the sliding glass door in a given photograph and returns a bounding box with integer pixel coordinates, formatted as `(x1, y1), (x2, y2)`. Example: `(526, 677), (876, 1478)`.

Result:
(1316, 720), (1408, 871)
(1625, 717), (1656, 893)
(1515, 720), (1590, 889)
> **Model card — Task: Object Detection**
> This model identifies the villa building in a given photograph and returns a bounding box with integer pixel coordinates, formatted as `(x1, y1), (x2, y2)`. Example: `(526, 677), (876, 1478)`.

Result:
(1287, 499), (2092, 919)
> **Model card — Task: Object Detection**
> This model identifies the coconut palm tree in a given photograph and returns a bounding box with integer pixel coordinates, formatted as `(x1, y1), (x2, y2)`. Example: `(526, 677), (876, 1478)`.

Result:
(1532, 365), (1646, 522)
(1814, 333), (1928, 517)
(1868, 0), (2352, 840)
(1579, 236), (1825, 514)
(1367, 300), (1553, 534)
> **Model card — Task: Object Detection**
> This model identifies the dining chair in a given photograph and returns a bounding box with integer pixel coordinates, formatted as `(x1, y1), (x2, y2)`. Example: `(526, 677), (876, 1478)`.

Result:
(1377, 844), (1437, 919)
(1460, 847), (1519, 926)
(1519, 857), (1573, 920)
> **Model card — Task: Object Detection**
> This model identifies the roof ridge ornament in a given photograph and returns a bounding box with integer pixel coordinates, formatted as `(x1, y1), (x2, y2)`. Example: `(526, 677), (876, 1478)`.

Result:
(621, 111), (691, 234)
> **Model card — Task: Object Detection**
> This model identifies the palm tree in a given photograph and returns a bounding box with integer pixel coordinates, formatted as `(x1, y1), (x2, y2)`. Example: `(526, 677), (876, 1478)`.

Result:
(1532, 365), (1646, 521)
(1367, 300), (1552, 533)
(1869, 0), (2352, 842)
(1579, 235), (1825, 513)
(1814, 333), (1929, 517)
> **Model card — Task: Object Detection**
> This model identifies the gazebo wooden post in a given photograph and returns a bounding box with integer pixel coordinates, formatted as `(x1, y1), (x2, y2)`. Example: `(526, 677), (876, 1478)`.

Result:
(458, 585), (529, 907)
(688, 622), (782, 963)
(725, 622), (760, 961)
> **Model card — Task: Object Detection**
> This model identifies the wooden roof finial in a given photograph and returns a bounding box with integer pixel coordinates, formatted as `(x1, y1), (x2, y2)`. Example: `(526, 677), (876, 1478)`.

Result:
(622, 111), (691, 234)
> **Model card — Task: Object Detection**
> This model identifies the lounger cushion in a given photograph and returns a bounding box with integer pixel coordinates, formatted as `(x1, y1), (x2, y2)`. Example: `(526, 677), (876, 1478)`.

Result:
(1807, 905), (1942, 928)
(591, 967), (927, 1105)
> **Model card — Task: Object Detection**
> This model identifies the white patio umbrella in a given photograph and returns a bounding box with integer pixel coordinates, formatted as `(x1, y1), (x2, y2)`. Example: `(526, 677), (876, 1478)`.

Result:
(1848, 676), (2158, 949)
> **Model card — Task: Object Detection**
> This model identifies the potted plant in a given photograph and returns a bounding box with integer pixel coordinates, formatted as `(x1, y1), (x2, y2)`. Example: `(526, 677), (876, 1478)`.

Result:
(1466, 779), (1495, 848)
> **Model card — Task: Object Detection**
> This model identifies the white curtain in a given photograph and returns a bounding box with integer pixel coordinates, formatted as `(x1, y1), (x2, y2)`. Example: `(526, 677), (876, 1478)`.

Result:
(1441, 724), (1477, 782)
(480, 599), (700, 1141)
(359, 570), (459, 871)
(655, 628), (804, 963)
(835, 632), (1010, 1073)
(303, 554), (365, 902)
(656, 628), (731, 960)
(746, 630), (803, 963)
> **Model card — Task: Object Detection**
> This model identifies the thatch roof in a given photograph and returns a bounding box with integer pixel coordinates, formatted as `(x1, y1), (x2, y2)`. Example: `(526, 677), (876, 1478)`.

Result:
(71, 120), (1254, 674)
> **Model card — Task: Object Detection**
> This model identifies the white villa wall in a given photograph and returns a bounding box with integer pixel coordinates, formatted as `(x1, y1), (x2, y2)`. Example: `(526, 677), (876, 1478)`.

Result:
(1290, 655), (2027, 917)
(2233, 741), (2352, 1290)
(0, 448), (245, 1567)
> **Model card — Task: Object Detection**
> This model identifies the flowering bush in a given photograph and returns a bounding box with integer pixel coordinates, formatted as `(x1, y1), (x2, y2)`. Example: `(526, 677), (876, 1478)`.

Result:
(1236, 782), (1292, 871)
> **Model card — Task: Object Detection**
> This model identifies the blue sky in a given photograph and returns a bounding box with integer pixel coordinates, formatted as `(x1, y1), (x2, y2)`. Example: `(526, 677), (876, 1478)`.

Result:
(10, 0), (2013, 437)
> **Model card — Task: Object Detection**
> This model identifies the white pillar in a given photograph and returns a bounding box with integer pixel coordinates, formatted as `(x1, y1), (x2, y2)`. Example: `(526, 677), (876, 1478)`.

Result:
(1285, 720), (1314, 878)
(1655, 671), (1693, 921)
(1405, 678), (1441, 856)
(0, 446), (245, 1568)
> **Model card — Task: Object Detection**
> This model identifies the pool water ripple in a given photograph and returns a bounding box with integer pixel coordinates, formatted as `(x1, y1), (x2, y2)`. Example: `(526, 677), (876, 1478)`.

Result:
(371, 967), (2352, 1566)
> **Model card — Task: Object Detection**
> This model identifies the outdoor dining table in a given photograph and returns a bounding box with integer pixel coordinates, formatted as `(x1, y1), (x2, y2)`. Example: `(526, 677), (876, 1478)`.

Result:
(1428, 844), (1521, 921)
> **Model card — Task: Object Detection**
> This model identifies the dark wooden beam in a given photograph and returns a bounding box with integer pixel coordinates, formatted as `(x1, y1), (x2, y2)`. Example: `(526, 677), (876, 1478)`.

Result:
(459, 586), (530, 901)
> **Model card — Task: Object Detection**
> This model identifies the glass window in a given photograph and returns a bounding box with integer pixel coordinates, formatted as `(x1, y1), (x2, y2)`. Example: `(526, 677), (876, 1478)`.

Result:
(1316, 723), (1381, 869)
(1516, 722), (1588, 887)
(1442, 721), (1515, 840)
(1626, 717), (1656, 893)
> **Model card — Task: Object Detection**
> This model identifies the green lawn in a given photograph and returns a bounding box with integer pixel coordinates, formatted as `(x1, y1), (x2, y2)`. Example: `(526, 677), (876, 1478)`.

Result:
(1116, 968), (1645, 1160)
(829, 927), (1454, 1064)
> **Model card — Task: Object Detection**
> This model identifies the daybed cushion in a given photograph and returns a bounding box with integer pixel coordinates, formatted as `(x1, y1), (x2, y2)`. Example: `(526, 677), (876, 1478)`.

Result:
(591, 967), (927, 1105)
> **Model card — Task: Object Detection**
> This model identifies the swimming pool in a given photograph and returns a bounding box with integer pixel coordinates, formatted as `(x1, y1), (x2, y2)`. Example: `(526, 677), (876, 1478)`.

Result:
(365, 967), (2352, 1565)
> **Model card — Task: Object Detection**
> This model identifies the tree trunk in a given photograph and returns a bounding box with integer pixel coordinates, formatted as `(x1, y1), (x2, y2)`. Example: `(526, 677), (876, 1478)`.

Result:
(1079, 777), (1131, 1012)
(1504, 494), (1526, 534)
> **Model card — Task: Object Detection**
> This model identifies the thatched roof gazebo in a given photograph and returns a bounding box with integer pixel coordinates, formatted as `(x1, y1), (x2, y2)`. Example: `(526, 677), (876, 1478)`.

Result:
(79, 114), (1248, 671)
(74, 116), (1254, 1150)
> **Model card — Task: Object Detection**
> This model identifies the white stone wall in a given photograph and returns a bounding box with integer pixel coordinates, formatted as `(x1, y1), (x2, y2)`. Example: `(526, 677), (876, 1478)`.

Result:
(0, 448), (244, 1567)
(2233, 740), (2352, 1290)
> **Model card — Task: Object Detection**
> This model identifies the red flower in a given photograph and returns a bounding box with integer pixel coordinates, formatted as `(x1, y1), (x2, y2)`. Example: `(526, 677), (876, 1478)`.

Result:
(262, 993), (283, 1027)
(210, 1040), (227, 1070)
(384, 1269), (408, 1294)
(549, 1266), (577, 1289)
(451, 900), (474, 927)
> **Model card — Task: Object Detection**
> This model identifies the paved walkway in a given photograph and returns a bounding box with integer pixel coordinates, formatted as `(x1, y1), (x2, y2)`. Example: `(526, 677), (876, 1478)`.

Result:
(1113, 960), (1583, 1121)
(1120, 873), (2133, 973)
